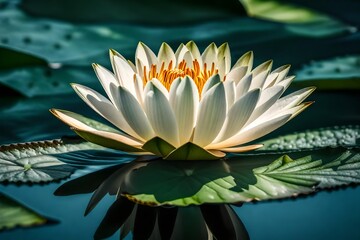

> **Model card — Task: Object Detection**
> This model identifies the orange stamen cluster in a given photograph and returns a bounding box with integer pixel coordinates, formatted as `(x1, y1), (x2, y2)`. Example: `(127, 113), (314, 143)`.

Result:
(142, 60), (218, 92)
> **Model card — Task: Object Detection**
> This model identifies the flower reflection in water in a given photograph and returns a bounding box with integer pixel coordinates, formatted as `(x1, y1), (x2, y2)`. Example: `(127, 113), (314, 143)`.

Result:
(55, 160), (249, 239)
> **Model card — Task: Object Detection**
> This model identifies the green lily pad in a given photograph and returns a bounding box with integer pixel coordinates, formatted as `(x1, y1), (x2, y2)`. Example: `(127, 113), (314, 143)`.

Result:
(258, 125), (360, 152)
(0, 65), (96, 97)
(294, 55), (360, 90)
(59, 146), (360, 207)
(122, 147), (360, 206)
(0, 137), (102, 183)
(0, 192), (52, 230)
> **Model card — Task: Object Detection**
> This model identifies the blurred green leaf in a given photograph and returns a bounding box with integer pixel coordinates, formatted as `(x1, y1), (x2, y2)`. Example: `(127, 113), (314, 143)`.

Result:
(0, 192), (50, 230)
(238, 0), (354, 38)
(294, 55), (360, 90)
(239, 0), (337, 23)
(258, 125), (360, 152)
(0, 137), (102, 183)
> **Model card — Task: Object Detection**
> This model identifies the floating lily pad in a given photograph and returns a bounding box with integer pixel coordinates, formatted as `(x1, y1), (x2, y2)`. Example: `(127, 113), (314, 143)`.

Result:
(294, 55), (360, 90)
(0, 137), (102, 183)
(0, 192), (52, 230)
(122, 147), (360, 206)
(258, 125), (360, 152)
(57, 146), (360, 207)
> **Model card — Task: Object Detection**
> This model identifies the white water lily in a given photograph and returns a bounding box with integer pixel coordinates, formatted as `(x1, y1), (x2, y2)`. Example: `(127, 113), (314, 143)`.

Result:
(51, 42), (314, 160)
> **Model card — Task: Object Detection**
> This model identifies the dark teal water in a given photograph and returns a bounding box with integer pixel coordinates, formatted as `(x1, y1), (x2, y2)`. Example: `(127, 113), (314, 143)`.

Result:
(1, 167), (360, 239)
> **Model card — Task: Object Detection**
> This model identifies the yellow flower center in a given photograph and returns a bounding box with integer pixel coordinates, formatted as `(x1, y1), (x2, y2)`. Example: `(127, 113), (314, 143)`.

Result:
(142, 59), (218, 92)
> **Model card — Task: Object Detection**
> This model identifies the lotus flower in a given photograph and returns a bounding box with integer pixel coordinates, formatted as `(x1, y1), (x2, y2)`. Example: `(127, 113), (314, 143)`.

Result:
(51, 42), (314, 160)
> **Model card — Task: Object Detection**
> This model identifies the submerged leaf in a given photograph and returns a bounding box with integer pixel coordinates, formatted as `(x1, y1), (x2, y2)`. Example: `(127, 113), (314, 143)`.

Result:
(0, 137), (102, 182)
(0, 192), (52, 230)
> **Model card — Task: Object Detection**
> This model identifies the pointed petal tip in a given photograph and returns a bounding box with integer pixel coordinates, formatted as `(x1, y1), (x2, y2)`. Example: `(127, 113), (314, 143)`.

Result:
(309, 86), (317, 91)
(49, 108), (57, 115)
(49, 108), (66, 118)
(289, 101), (314, 120)
(109, 48), (118, 55)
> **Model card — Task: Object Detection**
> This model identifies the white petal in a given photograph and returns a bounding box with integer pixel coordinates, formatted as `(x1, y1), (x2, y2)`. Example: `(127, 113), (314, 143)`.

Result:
(226, 66), (248, 84)
(249, 69), (269, 90)
(217, 43), (231, 75)
(158, 42), (176, 68)
(113, 55), (136, 95)
(109, 49), (127, 77)
(186, 41), (202, 66)
(134, 74), (144, 106)
(92, 63), (119, 104)
(214, 88), (260, 143)
(150, 78), (169, 99)
(263, 72), (279, 89)
(217, 56), (227, 80)
(181, 50), (194, 68)
(235, 73), (252, 99)
(252, 60), (272, 77)
(169, 77), (182, 101)
(270, 102), (313, 121)
(276, 75), (295, 90)
(232, 51), (253, 72)
(224, 80), (236, 109)
(273, 64), (291, 82)
(169, 76), (199, 144)
(201, 42), (218, 70)
(246, 85), (284, 123)
(127, 60), (136, 72)
(266, 87), (315, 114)
(110, 84), (155, 141)
(71, 84), (139, 139)
(144, 82), (180, 147)
(208, 114), (291, 149)
(193, 82), (227, 147)
(201, 74), (221, 97)
(175, 43), (188, 65)
(135, 42), (158, 73)
(248, 103), (307, 129)
(50, 109), (143, 147)
(257, 85), (285, 109)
